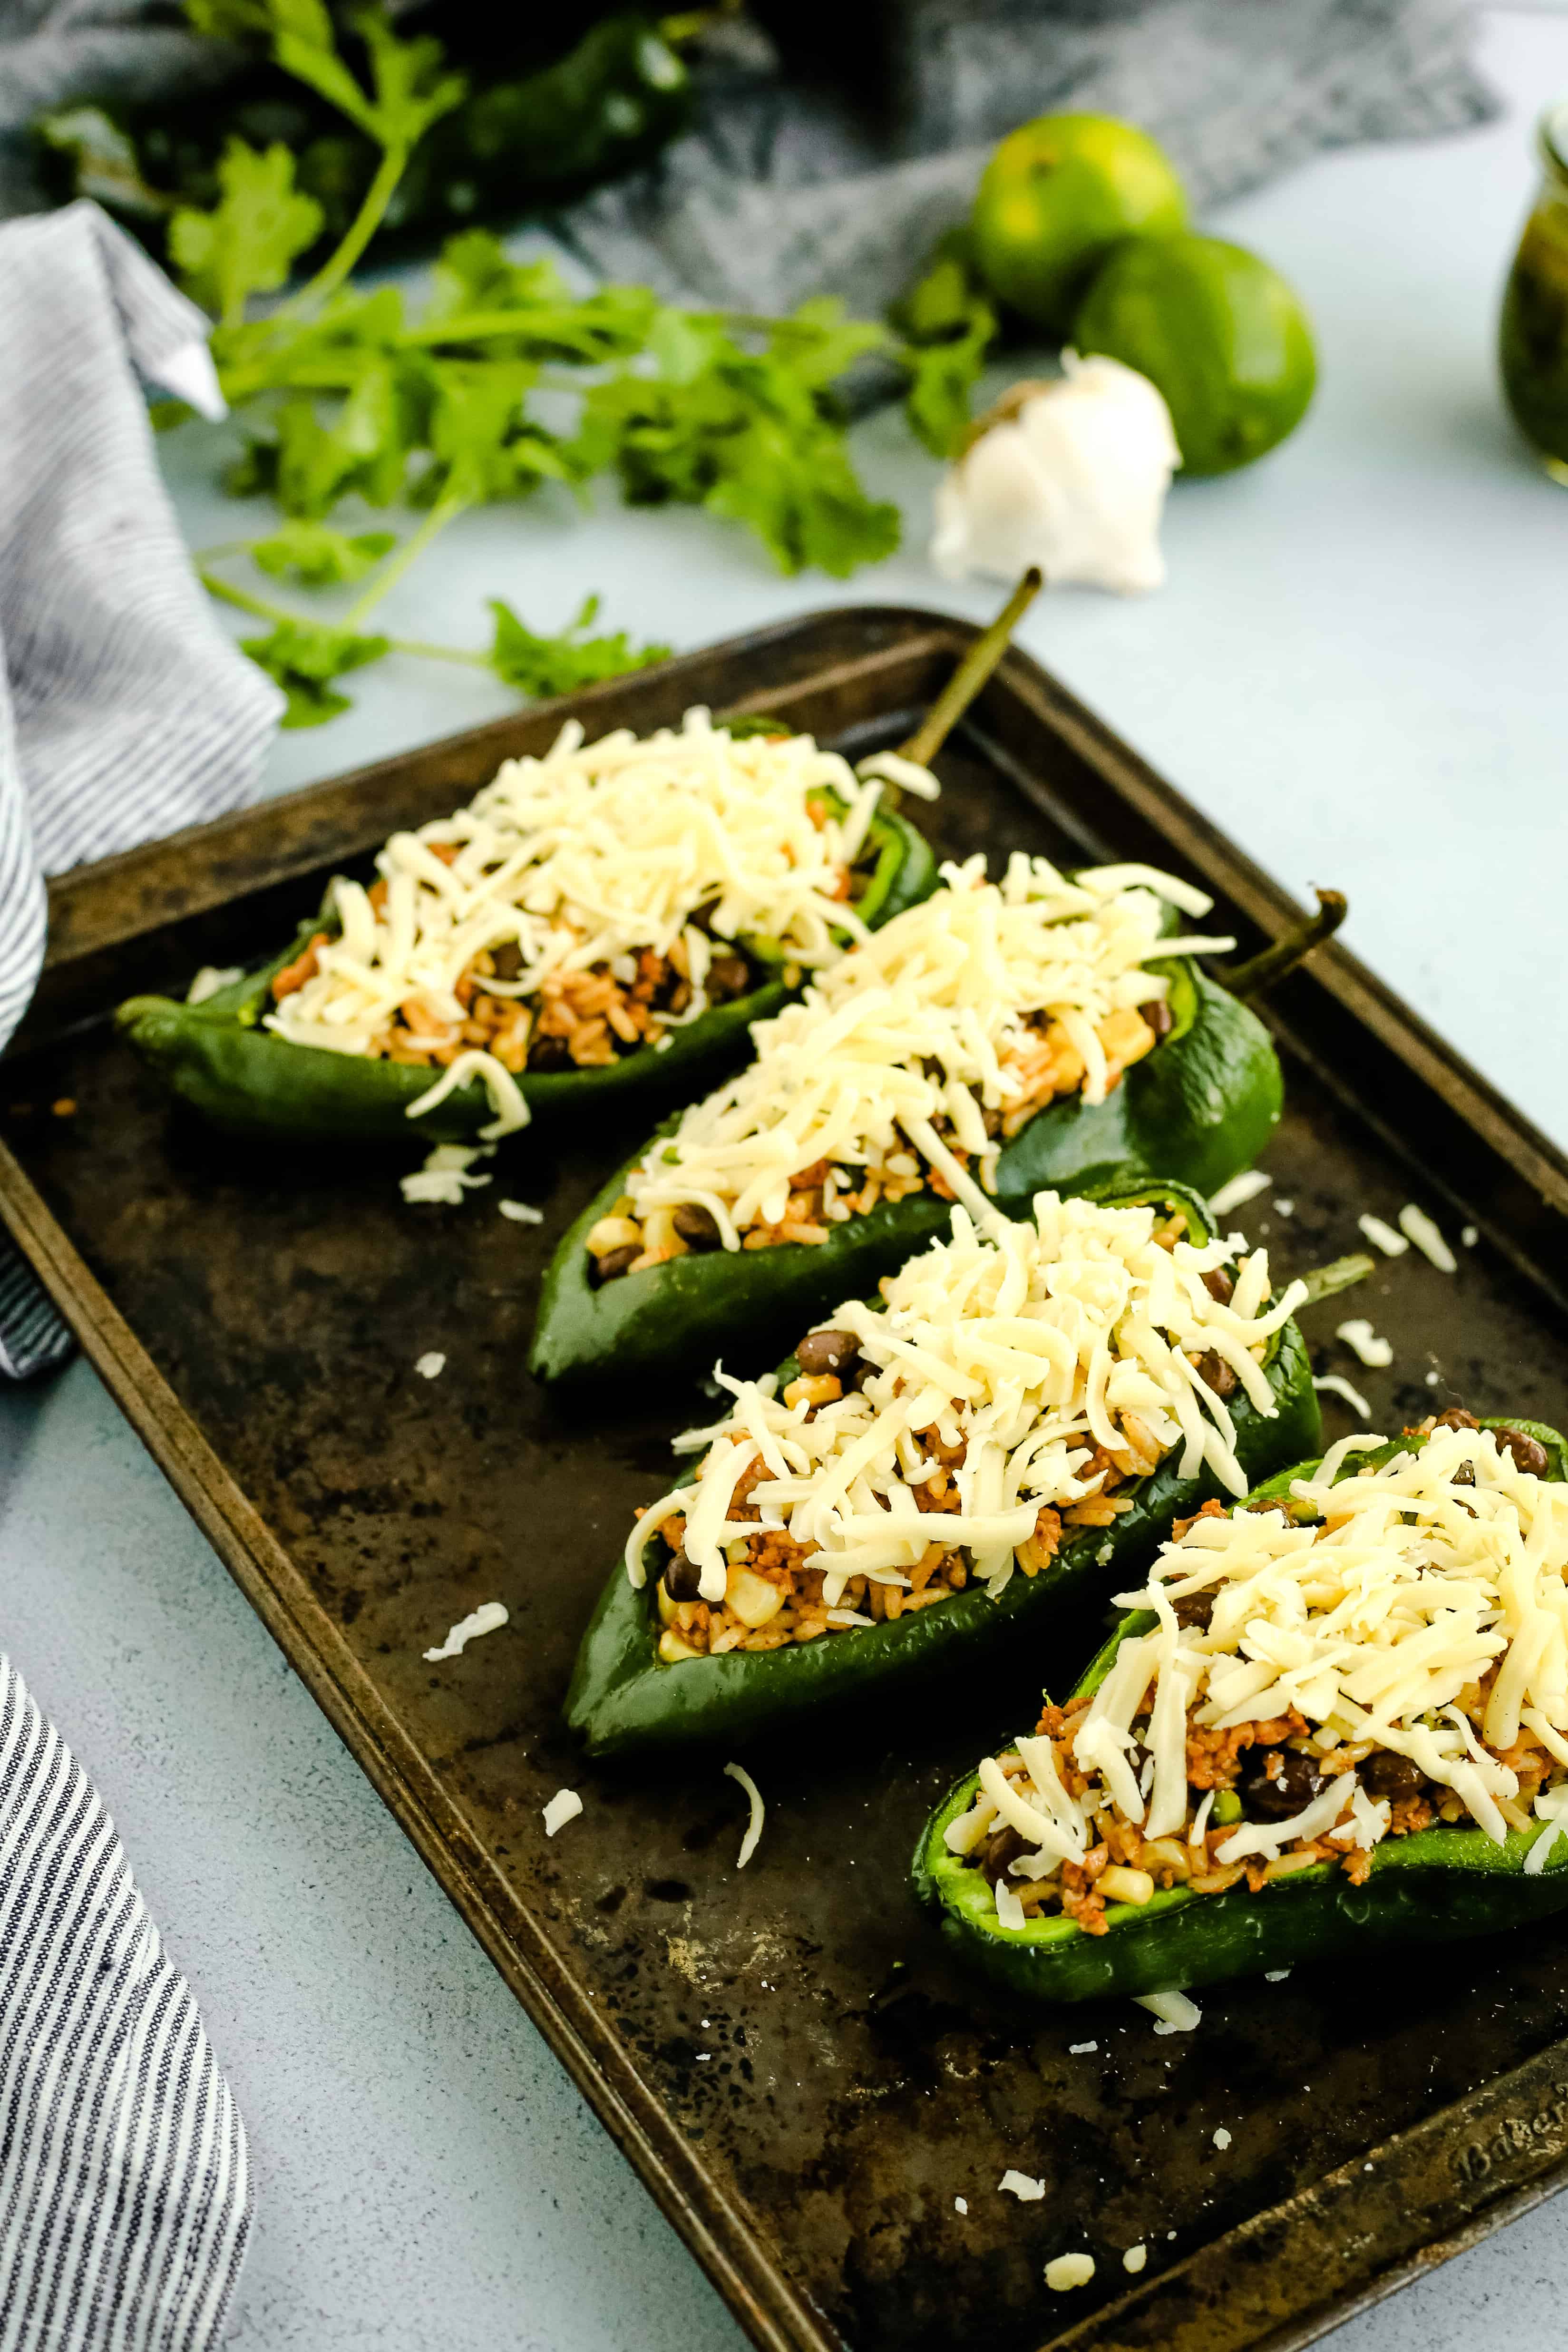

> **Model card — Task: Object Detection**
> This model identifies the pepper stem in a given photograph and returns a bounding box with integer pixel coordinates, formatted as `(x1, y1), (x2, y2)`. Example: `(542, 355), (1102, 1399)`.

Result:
(1294, 1253), (1375, 1309)
(1222, 890), (1347, 999)
(897, 567), (1043, 769)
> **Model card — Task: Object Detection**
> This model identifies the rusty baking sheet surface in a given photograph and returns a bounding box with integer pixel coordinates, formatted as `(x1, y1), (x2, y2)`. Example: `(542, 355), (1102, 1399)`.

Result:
(6, 606), (1568, 2352)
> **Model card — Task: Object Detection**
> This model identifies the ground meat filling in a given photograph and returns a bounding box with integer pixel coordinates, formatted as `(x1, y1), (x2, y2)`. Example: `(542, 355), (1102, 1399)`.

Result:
(958, 1415), (1568, 1936)
(590, 995), (1170, 1281)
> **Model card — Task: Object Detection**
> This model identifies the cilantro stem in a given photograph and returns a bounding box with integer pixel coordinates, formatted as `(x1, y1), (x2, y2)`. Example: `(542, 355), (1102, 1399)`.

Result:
(280, 142), (409, 321)
(384, 638), (490, 667)
(343, 492), (470, 626)
(199, 569), (295, 625)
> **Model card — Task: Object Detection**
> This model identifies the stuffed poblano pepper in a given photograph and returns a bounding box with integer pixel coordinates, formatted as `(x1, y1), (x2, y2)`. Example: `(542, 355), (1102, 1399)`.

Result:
(116, 711), (937, 1145)
(914, 1407), (1568, 2005)
(531, 853), (1320, 1384)
(566, 1182), (1322, 1757)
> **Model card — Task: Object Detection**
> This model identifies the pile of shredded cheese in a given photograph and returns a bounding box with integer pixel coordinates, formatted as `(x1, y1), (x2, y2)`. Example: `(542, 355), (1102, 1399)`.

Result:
(624, 854), (1231, 1239)
(962, 1425), (1568, 1884)
(265, 710), (900, 1138)
(627, 1191), (1302, 1610)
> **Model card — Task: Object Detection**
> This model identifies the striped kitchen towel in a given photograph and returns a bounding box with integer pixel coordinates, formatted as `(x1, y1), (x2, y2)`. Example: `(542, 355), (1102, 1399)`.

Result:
(0, 1651), (251, 2349)
(0, 199), (281, 1379)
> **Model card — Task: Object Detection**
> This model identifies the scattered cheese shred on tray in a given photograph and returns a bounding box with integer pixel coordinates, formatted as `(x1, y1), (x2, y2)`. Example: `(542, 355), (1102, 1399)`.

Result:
(1208, 1168), (1270, 1218)
(1314, 1372), (1371, 1418)
(415, 1351), (446, 1379)
(628, 1191), (1304, 1610)
(1335, 1318), (1392, 1369)
(401, 1142), (495, 1205)
(999, 2170), (1046, 2201)
(186, 964), (243, 1005)
(423, 1601), (508, 1661)
(1136, 1990), (1202, 2033)
(1399, 1203), (1457, 1272)
(268, 711), (908, 1139)
(1045, 2253), (1095, 2291)
(1357, 1212), (1409, 1259)
(1213, 2128), (1233, 2150)
(625, 854), (1232, 1238)
(543, 1789), (584, 1837)
(723, 1761), (766, 1867)
(498, 1199), (544, 1223)
(1123, 2245), (1148, 2274)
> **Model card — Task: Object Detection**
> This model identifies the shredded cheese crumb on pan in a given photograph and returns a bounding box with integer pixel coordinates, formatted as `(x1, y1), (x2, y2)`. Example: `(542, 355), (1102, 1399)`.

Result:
(625, 855), (1232, 1240)
(628, 1191), (1303, 1612)
(267, 711), (905, 1137)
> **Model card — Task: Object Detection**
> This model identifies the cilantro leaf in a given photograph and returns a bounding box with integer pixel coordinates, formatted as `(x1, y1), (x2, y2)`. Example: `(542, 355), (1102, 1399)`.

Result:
(419, 360), (573, 505)
(240, 615), (390, 727)
(486, 595), (670, 698)
(168, 140), (323, 325)
(250, 520), (397, 585)
(578, 304), (901, 576)
(419, 234), (657, 364)
(265, 0), (464, 154)
(892, 239), (997, 459)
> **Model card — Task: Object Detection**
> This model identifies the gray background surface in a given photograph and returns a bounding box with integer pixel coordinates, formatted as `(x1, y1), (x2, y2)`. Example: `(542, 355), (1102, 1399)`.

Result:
(3, 9), (1567, 2345)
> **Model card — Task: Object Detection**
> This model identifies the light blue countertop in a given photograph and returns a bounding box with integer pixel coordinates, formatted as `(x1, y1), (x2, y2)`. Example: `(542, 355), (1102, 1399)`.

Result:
(3, 10), (1567, 2347)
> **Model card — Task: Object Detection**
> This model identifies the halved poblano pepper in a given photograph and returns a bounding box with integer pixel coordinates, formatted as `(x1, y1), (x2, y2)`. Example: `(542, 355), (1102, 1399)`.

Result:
(912, 1417), (1568, 2005)
(564, 1181), (1321, 1758)
(531, 944), (1282, 1386)
(114, 795), (935, 1145)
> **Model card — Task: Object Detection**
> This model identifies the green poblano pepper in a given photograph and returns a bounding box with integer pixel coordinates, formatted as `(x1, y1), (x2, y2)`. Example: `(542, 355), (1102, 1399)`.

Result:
(114, 797), (935, 1144)
(565, 1181), (1320, 1758)
(530, 947), (1282, 1386)
(912, 1419), (1568, 2006)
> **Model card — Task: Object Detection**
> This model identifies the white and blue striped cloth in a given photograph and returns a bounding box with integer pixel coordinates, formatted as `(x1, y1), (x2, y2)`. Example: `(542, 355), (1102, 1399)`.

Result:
(0, 201), (274, 2344)
(0, 200), (280, 1379)
(0, 1656), (252, 2349)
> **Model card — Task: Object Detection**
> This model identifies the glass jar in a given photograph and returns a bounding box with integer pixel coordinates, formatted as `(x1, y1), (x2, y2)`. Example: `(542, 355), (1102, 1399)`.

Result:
(1500, 98), (1568, 481)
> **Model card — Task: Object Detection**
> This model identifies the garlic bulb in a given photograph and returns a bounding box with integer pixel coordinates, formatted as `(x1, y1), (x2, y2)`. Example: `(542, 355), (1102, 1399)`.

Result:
(931, 353), (1179, 595)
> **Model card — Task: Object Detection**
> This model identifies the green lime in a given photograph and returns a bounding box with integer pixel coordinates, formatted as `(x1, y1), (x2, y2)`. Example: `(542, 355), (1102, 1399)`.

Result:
(1072, 233), (1317, 475)
(970, 113), (1188, 337)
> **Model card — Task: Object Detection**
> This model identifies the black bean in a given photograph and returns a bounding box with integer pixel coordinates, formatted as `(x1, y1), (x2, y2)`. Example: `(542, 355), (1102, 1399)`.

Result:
(673, 1203), (722, 1251)
(1194, 1350), (1237, 1399)
(1433, 1405), (1479, 1432)
(1238, 1747), (1326, 1820)
(796, 1327), (861, 1377)
(978, 1824), (1027, 1885)
(706, 955), (752, 1002)
(527, 1034), (573, 1072)
(489, 940), (523, 981)
(590, 1243), (640, 1286)
(1495, 1424), (1550, 1477)
(1202, 1266), (1235, 1306)
(1172, 1588), (1215, 1631)
(662, 1549), (703, 1602)
(1359, 1748), (1426, 1805)
(1145, 996), (1174, 1039)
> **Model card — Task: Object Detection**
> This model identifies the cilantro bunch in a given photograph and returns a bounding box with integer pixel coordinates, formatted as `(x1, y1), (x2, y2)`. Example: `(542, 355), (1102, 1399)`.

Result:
(161, 0), (996, 725)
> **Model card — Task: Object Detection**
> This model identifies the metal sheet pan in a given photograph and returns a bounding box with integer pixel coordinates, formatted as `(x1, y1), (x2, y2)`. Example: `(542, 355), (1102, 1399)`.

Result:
(5, 604), (1568, 2352)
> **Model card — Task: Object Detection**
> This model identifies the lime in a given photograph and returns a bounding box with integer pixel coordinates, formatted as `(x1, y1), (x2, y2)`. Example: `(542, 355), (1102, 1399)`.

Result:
(1072, 233), (1316, 475)
(970, 114), (1188, 337)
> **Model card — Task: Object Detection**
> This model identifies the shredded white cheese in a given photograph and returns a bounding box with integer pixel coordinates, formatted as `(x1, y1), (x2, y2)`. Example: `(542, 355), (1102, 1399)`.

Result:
(1209, 1169), (1270, 1219)
(1462, 1226), (1479, 1249)
(625, 854), (1232, 1237)
(1123, 2245), (1148, 2274)
(186, 964), (243, 1005)
(267, 711), (909, 1138)
(1314, 1373), (1371, 1419)
(1357, 1213), (1409, 1259)
(423, 1601), (508, 1661)
(414, 1351), (446, 1380)
(1044, 2252), (1096, 2291)
(498, 1199), (544, 1224)
(400, 1142), (495, 1205)
(1399, 1204), (1457, 1272)
(723, 1761), (766, 1867)
(1136, 1990), (1201, 2032)
(542, 1788), (583, 1837)
(629, 1192), (1303, 1610)
(1068, 2040), (1099, 2054)
(1062, 1427), (1568, 1868)
(1213, 2128), (1232, 2150)
(1336, 1319), (1392, 1369)
(1000, 2171), (1046, 2201)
